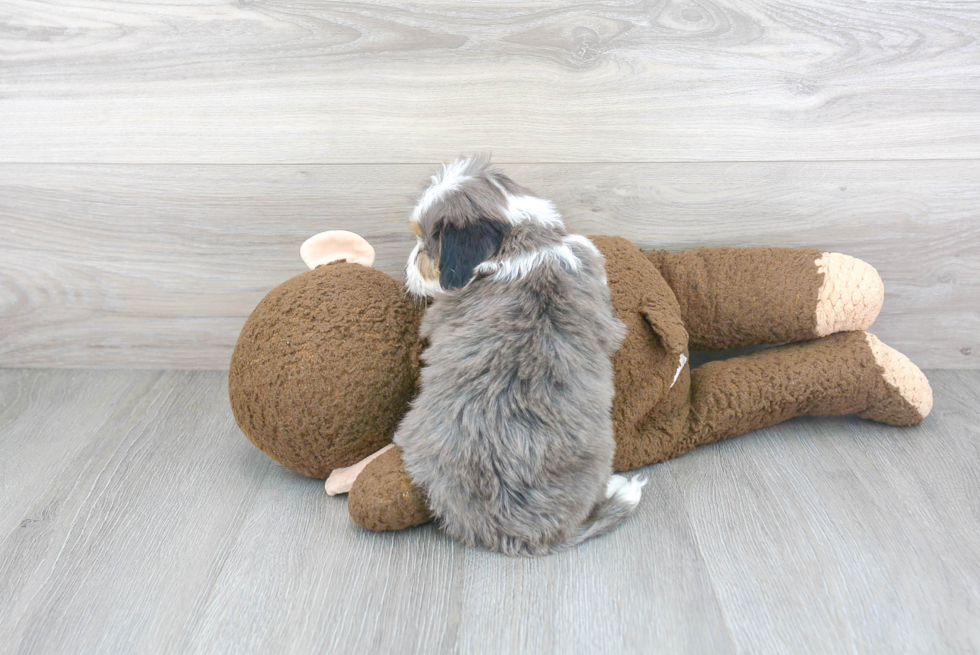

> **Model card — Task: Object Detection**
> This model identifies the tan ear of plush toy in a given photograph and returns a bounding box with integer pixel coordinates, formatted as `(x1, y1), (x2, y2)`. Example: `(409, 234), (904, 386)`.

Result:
(300, 230), (376, 269)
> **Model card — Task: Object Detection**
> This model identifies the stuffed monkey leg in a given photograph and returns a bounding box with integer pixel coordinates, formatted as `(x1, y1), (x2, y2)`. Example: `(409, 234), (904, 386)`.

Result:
(686, 331), (932, 449)
(346, 331), (934, 532)
(644, 247), (884, 350)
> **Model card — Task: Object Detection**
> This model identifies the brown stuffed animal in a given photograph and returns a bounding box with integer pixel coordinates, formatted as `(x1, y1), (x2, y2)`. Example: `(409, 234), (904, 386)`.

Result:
(229, 231), (932, 532)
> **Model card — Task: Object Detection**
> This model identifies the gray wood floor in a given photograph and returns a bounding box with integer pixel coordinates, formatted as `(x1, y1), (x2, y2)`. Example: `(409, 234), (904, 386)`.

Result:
(1, 368), (977, 654)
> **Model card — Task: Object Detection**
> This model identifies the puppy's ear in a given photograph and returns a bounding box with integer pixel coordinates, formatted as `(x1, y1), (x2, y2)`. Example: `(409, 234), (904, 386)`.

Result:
(439, 221), (509, 290)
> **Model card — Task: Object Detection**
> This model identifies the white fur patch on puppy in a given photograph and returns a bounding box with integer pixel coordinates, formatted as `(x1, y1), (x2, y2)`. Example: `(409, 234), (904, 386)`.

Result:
(475, 234), (604, 285)
(488, 177), (564, 228)
(476, 243), (582, 282)
(563, 234), (602, 256)
(412, 158), (472, 222)
(405, 239), (443, 297)
(502, 194), (564, 228)
(605, 474), (648, 506)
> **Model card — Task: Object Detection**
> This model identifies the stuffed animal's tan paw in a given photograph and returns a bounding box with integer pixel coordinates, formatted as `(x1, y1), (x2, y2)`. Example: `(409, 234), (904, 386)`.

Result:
(814, 253), (884, 337)
(325, 444), (395, 496)
(859, 332), (933, 425)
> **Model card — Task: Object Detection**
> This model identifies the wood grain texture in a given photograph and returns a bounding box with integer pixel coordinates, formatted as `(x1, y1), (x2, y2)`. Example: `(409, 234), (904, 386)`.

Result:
(668, 371), (980, 654)
(0, 370), (162, 537)
(1, 161), (976, 369)
(1, 0), (979, 163)
(446, 464), (735, 655)
(0, 371), (273, 654)
(1, 369), (977, 654)
(188, 459), (732, 654)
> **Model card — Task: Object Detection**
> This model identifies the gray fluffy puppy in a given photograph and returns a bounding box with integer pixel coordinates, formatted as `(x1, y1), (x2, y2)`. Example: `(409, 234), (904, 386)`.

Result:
(399, 156), (646, 556)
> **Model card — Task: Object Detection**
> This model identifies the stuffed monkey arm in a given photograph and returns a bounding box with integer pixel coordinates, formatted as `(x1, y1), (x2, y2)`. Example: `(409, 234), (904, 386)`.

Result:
(347, 446), (432, 531)
(644, 246), (884, 350)
(325, 444), (395, 496)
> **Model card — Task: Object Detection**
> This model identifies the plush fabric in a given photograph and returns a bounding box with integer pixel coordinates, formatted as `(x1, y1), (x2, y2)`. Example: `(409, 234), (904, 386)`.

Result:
(229, 262), (423, 478)
(644, 245), (826, 350)
(349, 446), (431, 532)
(229, 237), (931, 532)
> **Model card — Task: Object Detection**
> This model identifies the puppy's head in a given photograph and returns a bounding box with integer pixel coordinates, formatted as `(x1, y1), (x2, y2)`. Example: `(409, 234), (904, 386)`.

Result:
(405, 155), (563, 297)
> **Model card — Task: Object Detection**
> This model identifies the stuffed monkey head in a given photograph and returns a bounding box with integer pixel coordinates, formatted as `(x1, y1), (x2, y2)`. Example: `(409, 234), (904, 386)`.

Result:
(228, 232), (424, 478)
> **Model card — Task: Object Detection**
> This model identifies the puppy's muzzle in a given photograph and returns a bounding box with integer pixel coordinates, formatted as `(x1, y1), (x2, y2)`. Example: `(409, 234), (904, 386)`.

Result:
(406, 238), (444, 297)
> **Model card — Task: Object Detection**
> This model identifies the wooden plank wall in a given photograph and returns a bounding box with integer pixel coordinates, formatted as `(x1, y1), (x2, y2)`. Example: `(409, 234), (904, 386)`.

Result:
(1, 0), (977, 369)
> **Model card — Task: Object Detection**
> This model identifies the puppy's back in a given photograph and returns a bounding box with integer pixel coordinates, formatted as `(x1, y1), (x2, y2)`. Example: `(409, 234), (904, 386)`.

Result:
(396, 239), (641, 555)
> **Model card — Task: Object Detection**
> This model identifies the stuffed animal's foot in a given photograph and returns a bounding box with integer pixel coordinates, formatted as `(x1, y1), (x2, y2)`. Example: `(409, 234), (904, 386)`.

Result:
(348, 445), (432, 531)
(325, 444), (394, 496)
(814, 253), (884, 337)
(859, 333), (933, 425)
(684, 331), (932, 451)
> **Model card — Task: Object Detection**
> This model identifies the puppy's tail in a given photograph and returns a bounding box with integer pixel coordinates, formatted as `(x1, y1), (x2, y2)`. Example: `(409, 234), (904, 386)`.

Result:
(553, 475), (647, 553)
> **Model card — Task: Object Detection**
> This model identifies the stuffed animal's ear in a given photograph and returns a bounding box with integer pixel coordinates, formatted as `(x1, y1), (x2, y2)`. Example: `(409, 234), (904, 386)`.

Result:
(640, 297), (690, 390)
(438, 221), (509, 290)
(301, 231), (375, 269)
(640, 296), (689, 356)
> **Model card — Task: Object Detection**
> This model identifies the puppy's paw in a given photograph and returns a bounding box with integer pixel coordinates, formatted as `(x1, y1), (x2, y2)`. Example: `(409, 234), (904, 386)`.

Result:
(605, 474), (648, 507)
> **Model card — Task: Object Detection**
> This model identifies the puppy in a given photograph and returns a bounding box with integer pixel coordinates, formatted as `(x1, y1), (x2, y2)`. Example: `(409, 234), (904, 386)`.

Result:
(399, 155), (645, 555)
